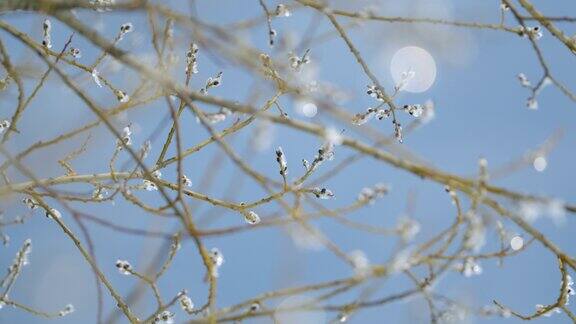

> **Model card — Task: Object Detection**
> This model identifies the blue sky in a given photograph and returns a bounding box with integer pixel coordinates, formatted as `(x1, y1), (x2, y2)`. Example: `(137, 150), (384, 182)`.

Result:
(0, 0), (575, 323)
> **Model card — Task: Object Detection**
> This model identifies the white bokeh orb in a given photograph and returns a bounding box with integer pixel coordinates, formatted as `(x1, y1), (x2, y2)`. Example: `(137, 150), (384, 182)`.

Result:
(510, 236), (524, 251)
(302, 102), (318, 118)
(390, 46), (437, 93)
(295, 100), (318, 118)
(533, 156), (547, 172)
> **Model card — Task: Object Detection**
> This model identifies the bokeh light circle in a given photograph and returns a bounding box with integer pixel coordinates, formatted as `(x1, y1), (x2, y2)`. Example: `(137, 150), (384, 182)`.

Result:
(390, 46), (437, 93)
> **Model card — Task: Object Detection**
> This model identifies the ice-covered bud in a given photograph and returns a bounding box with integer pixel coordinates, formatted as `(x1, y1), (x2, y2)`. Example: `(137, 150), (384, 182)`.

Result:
(13, 238), (33, 268)
(154, 310), (175, 324)
(23, 197), (38, 209)
(69, 47), (82, 59)
(209, 247), (224, 277)
(117, 125), (132, 148)
(349, 250), (371, 277)
(520, 26), (543, 40)
(396, 216), (420, 242)
(275, 4), (291, 17)
(275, 146), (288, 176)
(375, 109), (390, 120)
(199, 108), (231, 124)
(91, 0), (115, 12)
(120, 23), (133, 35)
(454, 257), (482, 277)
(92, 188), (108, 200)
(566, 275), (575, 305)
(210, 248), (224, 267)
(288, 49), (310, 71)
(115, 89), (129, 103)
(403, 104), (424, 118)
(185, 43), (199, 75)
(249, 301), (261, 312)
(0, 119), (10, 134)
(43, 18), (52, 33)
(366, 85), (384, 101)
(357, 183), (389, 203)
(517, 73), (531, 87)
(58, 304), (74, 317)
(394, 120), (403, 143)
(115, 259), (132, 275)
(42, 19), (52, 49)
(243, 210), (261, 225)
(180, 174), (192, 187)
(179, 294), (194, 314)
(357, 187), (375, 203)
(91, 69), (103, 87)
(143, 180), (158, 191)
(394, 70), (416, 92)
(200, 72), (222, 94)
(269, 29), (277, 46)
(352, 108), (376, 125)
(302, 159), (310, 171)
(45, 208), (62, 219)
(526, 97), (538, 110)
(312, 187), (334, 199)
